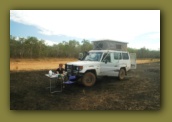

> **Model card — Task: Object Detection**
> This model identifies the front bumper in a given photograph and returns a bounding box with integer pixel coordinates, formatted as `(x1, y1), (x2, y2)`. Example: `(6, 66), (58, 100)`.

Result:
(66, 69), (84, 80)
(65, 64), (86, 82)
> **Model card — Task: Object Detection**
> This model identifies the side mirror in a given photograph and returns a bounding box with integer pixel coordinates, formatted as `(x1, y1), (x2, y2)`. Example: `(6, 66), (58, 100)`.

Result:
(78, 51), (89, 60)
(78, 53), (83, 60)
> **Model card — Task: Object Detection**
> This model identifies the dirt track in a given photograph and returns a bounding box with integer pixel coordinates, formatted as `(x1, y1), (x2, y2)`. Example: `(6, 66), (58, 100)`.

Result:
(10, 61), (160, 110)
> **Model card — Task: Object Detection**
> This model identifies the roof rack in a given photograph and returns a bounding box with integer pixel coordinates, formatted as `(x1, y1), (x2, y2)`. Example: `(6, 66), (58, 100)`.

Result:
(92, 39), (128, 51)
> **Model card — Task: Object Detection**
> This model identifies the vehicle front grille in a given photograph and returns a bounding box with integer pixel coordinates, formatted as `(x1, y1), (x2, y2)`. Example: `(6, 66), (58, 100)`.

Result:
(66, 65), (79, 75)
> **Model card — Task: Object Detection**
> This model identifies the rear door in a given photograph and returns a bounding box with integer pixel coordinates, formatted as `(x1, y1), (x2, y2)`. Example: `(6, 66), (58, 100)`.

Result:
(129, 53), (137, 69)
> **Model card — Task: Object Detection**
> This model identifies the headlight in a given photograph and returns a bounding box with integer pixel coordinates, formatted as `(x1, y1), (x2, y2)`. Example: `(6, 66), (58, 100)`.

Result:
(77, 66), (83, 71)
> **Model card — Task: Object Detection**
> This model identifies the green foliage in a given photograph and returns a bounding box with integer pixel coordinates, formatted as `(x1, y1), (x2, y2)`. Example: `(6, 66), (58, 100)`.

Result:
(10, 35), (160, 59)
(10, 35), (92, 58)
(127, 47), (160, 59)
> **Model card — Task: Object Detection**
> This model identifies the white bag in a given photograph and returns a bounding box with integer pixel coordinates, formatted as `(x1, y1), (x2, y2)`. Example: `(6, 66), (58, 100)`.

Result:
(49, 70), (53, 76)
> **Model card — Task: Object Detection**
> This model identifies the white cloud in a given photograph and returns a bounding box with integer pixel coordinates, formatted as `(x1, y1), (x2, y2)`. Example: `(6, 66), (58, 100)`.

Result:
(128, 41), (160, 50)
(10, 10), (160, 49)
(128, 32), (160, 50)
(44, 40), (59, 46)
(149, 33), (160, 39)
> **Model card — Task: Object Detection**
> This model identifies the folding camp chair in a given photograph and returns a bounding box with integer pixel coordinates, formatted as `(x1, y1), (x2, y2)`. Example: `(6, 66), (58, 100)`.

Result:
(62, 75), (76, 88)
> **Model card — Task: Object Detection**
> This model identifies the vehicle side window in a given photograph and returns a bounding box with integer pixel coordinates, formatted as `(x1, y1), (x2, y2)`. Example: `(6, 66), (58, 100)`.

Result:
(105, 54), (111, 62)
(114, 52), (122, 60)
(102, 53), (107, 61)
(122, 53), (129, 60)
(102, 53), (111, 62)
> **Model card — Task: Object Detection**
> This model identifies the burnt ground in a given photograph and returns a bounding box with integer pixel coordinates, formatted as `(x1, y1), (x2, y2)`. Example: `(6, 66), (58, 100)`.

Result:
(10, 62), (160, 110)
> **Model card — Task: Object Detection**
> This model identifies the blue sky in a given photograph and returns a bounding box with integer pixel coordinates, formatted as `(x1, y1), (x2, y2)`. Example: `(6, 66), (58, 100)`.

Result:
(10, 10), (160, 50)
(10, 21), (84, 45)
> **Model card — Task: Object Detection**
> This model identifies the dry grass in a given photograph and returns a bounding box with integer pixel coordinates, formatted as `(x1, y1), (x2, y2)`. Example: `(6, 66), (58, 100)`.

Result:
(10, 58), (160, 71)
(10, 58), (77, 71)
(136, 58), (160, 64)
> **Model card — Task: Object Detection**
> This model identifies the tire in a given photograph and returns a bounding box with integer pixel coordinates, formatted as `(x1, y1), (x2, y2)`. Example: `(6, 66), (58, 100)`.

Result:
(82, 72), (96, 87)
(118, 68), (125, 80)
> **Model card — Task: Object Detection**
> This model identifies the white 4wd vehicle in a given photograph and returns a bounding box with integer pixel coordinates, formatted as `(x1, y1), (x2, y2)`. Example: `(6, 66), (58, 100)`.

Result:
(65, 50), (136, 87)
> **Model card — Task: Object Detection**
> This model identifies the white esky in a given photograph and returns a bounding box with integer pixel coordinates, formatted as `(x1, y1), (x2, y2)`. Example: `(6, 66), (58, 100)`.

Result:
(10, 10), (160, 50)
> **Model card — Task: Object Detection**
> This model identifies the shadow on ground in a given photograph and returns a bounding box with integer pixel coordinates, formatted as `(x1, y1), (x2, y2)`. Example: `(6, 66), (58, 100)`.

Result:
(10, 62), (160, 110)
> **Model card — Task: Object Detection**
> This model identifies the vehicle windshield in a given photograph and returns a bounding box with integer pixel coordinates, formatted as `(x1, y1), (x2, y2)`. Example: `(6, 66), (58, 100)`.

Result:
(83, 52), (103, 61)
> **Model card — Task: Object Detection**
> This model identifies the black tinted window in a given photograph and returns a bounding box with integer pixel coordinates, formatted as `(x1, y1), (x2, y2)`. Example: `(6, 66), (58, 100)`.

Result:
(122, 53), (129, 60)
(102, 53), (111, 62)
(102, 53), (107, 60)
(114, 52), (122, 60)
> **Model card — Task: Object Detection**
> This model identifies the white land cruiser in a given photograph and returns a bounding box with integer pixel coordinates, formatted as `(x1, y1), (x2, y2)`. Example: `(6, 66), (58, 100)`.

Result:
(65, 50), (136, 87)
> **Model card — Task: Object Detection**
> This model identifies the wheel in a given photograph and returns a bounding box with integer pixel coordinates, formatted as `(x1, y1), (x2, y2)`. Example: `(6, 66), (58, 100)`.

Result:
(82, 72), (96, 87)
(118, 68), (125, 80)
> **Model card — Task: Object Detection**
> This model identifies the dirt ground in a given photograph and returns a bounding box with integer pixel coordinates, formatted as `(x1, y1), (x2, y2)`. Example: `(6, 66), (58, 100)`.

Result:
(10, 59), (160, 110)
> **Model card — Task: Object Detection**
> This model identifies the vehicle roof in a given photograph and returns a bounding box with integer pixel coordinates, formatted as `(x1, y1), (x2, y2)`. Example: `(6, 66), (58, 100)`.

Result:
(92, 39), (128, 44)
(89, 50), (129, 53)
